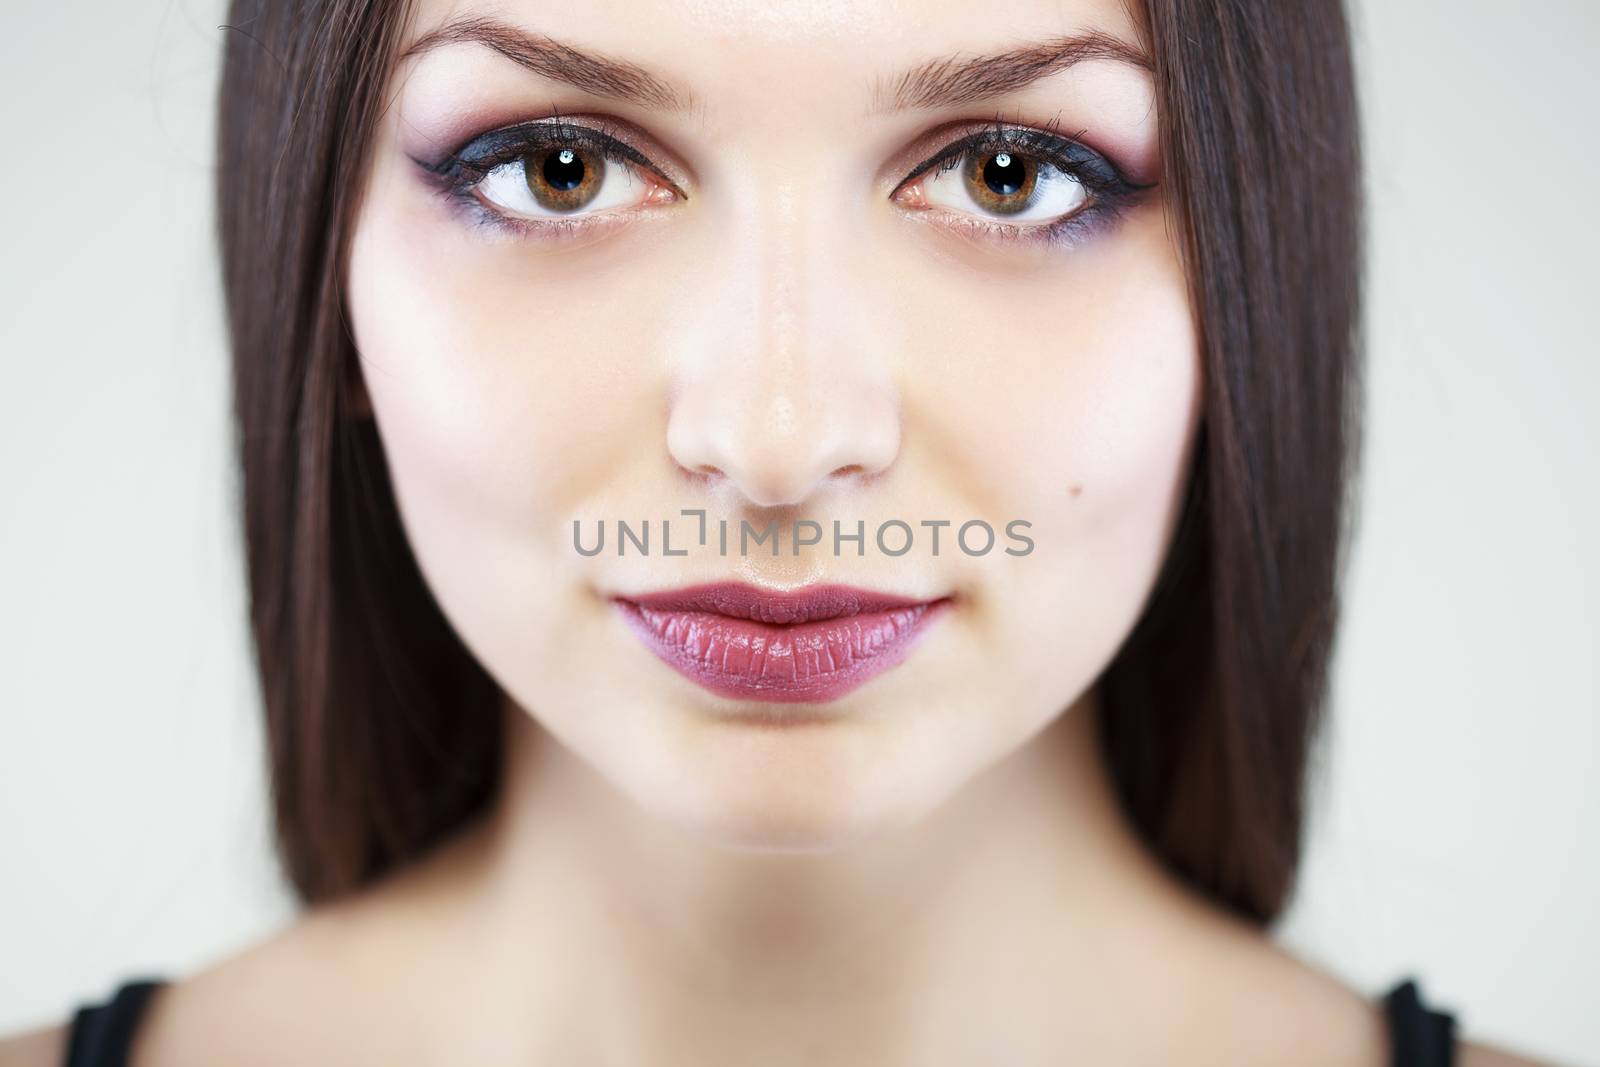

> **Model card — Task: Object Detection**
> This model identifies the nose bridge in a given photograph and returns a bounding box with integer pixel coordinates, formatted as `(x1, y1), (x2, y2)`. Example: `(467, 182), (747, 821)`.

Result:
(666, 165), (900, 509)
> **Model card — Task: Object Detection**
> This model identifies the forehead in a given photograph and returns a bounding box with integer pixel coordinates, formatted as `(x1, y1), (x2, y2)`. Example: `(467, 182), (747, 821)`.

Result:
(397, 0), (1148, 117)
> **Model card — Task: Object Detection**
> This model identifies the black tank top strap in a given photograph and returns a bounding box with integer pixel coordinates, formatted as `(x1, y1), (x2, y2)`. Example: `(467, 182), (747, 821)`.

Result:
(63, 978), (167, 1067)
(1384, 977), (1458, 1067)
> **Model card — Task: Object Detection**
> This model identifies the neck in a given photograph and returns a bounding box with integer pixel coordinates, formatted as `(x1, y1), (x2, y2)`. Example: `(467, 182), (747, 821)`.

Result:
(402, 692), (1198, 1064)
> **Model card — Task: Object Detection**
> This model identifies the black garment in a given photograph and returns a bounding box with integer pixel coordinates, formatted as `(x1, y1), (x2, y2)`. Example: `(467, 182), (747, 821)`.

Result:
(62, 978), (164, 1067)
(62, 975), (1458, 1066)
(1384, 979), (1459, 1067)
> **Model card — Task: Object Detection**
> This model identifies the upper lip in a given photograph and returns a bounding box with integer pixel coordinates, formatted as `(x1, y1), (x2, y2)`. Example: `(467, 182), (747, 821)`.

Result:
(613, 581), (945, 626)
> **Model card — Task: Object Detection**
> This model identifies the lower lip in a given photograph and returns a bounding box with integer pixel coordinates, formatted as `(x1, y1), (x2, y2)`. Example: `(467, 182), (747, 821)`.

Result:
(613, 597), (950, 704)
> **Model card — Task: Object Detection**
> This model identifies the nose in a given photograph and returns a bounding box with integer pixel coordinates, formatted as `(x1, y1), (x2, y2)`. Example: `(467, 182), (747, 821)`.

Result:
(665, 183), (901, 510)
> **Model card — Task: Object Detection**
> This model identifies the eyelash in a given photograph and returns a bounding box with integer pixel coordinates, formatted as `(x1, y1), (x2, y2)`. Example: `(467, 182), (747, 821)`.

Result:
(415, 115), (1151, 248)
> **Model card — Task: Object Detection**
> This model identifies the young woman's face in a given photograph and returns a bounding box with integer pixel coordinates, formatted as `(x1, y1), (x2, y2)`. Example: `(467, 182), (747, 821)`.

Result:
(347, 0), (1199, 848)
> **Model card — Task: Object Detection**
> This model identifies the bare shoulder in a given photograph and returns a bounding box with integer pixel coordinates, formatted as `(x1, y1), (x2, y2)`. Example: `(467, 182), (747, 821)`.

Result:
(134, 903), (377, 1066)
(1132, 902), (1389, 1066)
(1210, 943), (1568, 1067)
(5, 835), (479, 1067)
(1163, 901), (1575, 1067)
(133, 869), (456, 1067)
(0, 1021), (68, 1067)
(1459, 1040), (1565, 1067)
(0, 923), (339, 1067)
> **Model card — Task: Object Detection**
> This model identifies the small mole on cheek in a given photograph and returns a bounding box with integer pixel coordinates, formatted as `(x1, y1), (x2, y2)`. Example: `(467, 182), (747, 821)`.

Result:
(1070, 484), (1084, 498)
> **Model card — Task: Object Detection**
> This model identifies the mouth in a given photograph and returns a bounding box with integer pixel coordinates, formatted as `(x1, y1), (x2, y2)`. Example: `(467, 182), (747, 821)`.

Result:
(609, 581), (953, 705)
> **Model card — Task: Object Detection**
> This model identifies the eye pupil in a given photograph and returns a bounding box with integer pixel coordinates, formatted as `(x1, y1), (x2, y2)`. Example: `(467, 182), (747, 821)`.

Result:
(543, 148), (586, 192)
(982, 152), (1026, 197)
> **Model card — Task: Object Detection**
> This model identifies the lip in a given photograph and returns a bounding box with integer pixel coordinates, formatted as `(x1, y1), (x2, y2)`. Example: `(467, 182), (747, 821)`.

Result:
(610, 581), (952, 705)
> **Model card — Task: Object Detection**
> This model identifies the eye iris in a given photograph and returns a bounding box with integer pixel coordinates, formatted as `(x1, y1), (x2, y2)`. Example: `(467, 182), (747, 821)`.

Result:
(964, 149), (1037, 215)
(527, 146), (601, 211)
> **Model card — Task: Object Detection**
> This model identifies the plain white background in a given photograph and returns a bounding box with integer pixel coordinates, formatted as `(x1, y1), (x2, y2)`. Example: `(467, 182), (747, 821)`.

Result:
(1, 0), (1595, 1061)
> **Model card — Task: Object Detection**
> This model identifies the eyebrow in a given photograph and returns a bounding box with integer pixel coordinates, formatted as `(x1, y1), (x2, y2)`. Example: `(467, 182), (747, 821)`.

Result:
(401, 17), (697, 112)
(870, 32), (1153, 113)
(401, 18), (1150, 116)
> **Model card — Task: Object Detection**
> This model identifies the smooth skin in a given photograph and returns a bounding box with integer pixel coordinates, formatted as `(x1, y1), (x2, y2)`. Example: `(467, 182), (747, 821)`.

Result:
(0, 0), (1559, 1063)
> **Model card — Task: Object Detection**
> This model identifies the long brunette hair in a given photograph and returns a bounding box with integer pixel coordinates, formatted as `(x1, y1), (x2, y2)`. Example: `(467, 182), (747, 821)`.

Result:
(217, 0), (1363, 922)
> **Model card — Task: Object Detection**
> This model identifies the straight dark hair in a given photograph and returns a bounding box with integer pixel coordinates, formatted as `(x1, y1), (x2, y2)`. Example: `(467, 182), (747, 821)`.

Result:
(218, 0), (1362, 922)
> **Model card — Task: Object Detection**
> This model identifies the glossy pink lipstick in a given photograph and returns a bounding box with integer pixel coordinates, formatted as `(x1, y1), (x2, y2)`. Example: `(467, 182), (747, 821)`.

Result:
(612, 582), (950, 704)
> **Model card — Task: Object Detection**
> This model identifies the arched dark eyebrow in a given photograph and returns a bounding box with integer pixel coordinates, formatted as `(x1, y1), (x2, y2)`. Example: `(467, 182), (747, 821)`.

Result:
(401, 18), (1150, 116)
(870, 31), (1153, 112)
(401, 17), (698, 112)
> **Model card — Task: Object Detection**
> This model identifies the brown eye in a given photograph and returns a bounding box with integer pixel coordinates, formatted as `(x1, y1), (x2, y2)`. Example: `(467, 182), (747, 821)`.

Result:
(916, 147), (1089, 225)
(474, 144), (651, 219)
(963, 150), (1039, 215)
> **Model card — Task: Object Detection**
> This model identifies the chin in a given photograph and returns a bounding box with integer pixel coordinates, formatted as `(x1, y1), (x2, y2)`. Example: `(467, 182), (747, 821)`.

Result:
(638, 712), (945, 854)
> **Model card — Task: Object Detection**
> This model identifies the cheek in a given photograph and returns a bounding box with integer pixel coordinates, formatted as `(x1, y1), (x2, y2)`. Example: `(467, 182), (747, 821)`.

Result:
(342, 176), (686, 706)
(1016, 251), (1199, 557)
(901, 205), (1201, 712)
(907, 205), (1200, 544)
(344, 179), (672, 559)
